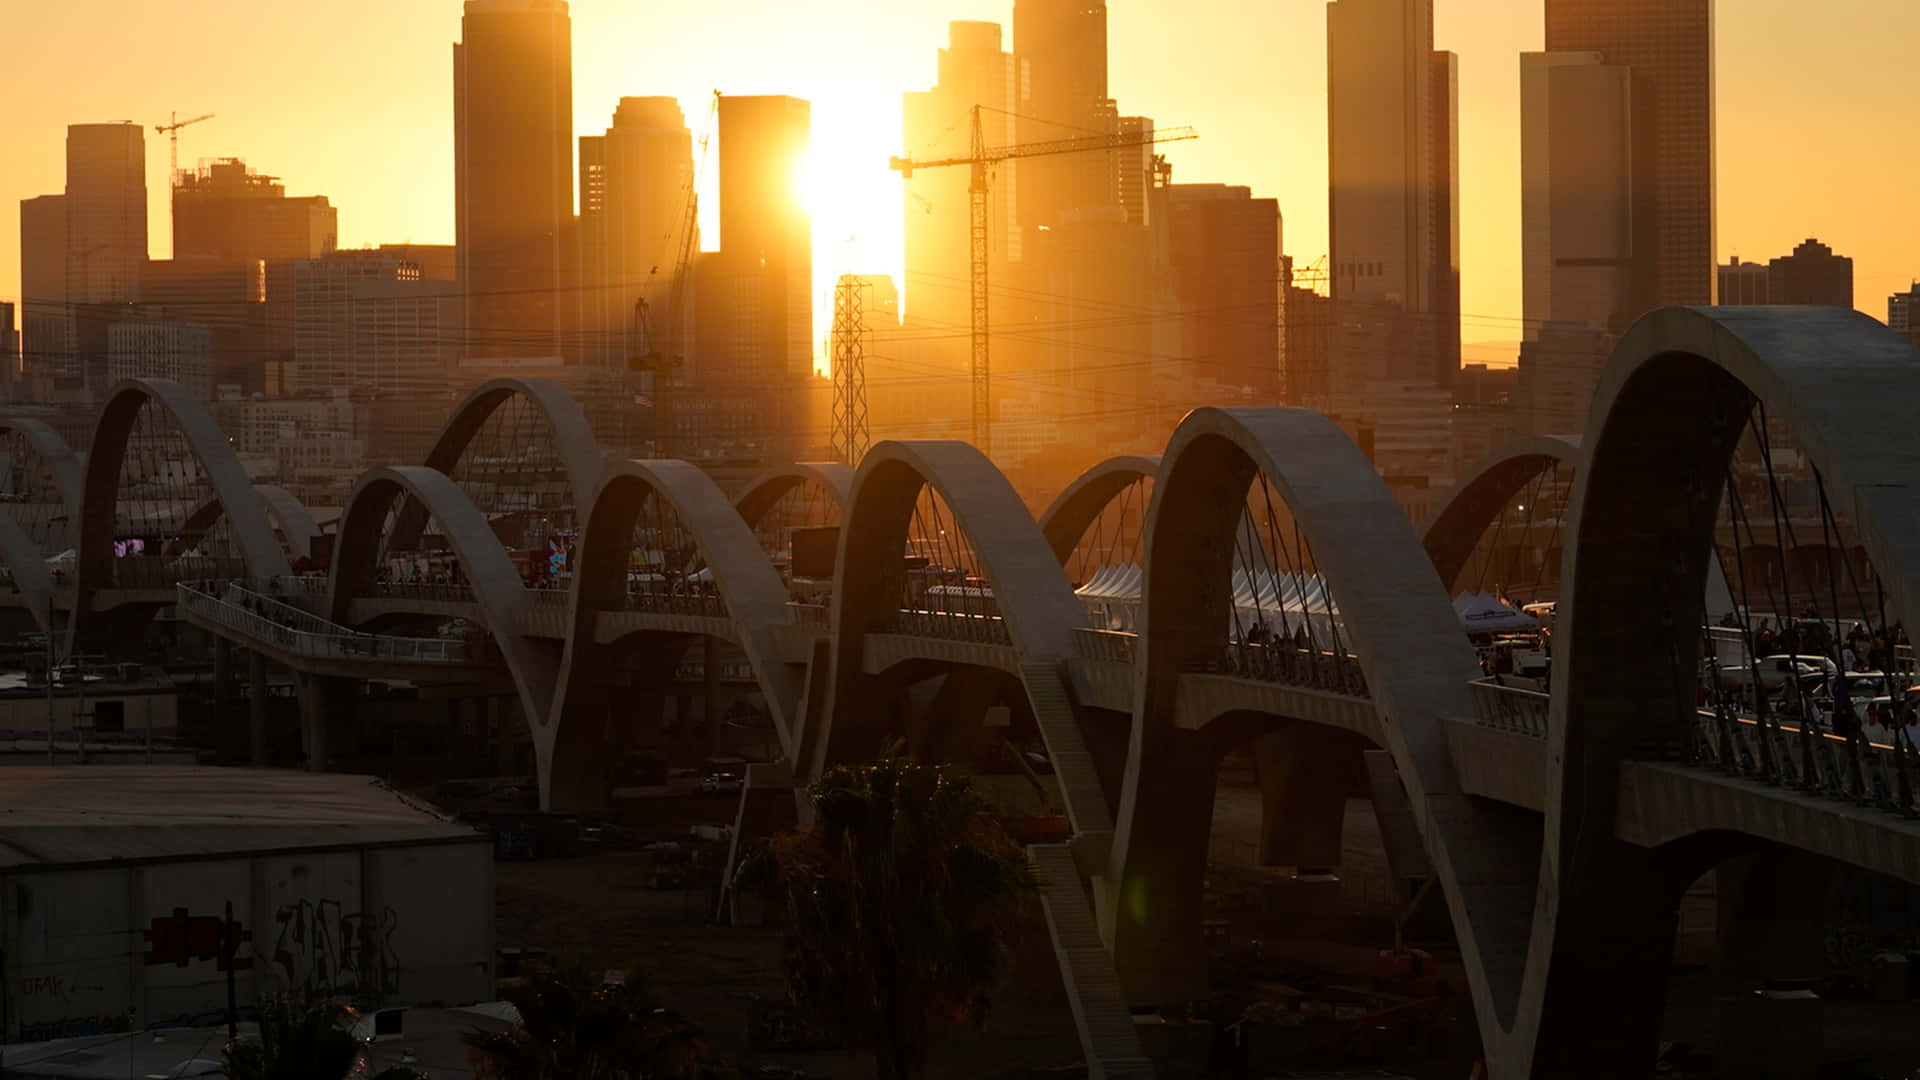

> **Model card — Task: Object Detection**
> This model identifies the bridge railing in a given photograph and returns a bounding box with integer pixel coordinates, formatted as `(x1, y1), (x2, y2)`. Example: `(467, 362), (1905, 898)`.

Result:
(1074, 627), (1138, 666)
(1692, 707), (1920, 816)
(1469, 678), (1551, 737)
(1210, 640), (1369, 697)
(178, 582), (482, 665)
(624, 587), (729, 620)
(787, 602), (831, 631)
(889, 607), (1013, 646)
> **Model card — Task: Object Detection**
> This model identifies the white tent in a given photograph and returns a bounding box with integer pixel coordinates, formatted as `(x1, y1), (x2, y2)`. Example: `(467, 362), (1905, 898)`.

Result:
(1075, 565), (1144, 630)
(1454, 590), (1539, 635)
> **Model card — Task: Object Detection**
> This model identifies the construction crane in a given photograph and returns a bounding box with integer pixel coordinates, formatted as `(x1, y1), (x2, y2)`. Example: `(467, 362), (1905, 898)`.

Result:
(890, 106), (1196, 455)
(155, 112), (215, 181)
(630, 90), (720, 458)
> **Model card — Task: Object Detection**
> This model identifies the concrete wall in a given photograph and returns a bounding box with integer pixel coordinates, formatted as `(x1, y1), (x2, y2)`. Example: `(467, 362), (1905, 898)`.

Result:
(0, 836), (492, 1042)
(0, 689), (178, 738)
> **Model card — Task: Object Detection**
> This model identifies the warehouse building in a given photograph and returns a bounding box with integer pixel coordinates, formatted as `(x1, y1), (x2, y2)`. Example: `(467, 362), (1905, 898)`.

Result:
(0, 767), (492, 1043)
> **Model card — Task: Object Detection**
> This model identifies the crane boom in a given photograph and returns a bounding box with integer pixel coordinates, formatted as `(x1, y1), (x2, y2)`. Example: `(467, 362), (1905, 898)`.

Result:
(890, 107), (1197, 454)
(154, 111), (215, 181)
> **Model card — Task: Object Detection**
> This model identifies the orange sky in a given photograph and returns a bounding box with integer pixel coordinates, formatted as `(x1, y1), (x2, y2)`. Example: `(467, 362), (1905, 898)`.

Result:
(2, 1), (1917, 367)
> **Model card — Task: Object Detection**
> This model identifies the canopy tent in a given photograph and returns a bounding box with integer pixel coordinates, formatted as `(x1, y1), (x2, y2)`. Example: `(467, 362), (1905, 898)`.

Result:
(1454, 590), (1540, 635)
(1228, 567), (1345, 647)
(1075, 565), (1144, 630)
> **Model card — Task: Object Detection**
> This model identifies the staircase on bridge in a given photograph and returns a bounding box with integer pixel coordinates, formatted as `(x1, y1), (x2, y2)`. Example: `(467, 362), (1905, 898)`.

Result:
(1028, 843), (1155, 1079)
(1018, 660), (1114, 847)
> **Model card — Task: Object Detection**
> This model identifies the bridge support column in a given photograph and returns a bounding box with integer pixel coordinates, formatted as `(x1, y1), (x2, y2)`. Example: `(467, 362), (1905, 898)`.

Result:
(1110, 724), (1216, 1011)
(547, 696), (612, 816)
(247, 650), (268, 767)
(297, 674), (351, 772)
(703, 637), (720, 757)
(1711, 850), (1832, 1078)
(1252, 726), (1364, 875)
(213, 638), (232, 731)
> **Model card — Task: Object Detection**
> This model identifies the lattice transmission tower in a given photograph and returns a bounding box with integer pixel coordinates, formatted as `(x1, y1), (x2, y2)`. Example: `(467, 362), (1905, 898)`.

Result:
(830, 275), (872, 466)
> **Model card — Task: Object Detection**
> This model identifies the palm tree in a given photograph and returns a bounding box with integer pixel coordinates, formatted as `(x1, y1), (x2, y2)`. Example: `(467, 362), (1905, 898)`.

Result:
(460, 960), (704, 1080)
(734, 746), (1039, 1080)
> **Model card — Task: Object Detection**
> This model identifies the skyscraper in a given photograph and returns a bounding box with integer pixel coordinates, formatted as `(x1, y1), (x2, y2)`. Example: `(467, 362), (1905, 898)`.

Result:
(1327, 0), (1457, 389)
(1164, 184), (1281, 402)
(579, 97), (694, 371)
(688, 95), (812, 461)
(1014, 0), (1114, 228)
(1889, 282), (1920, 349)
(64, 123), (148, 307)
(454, 0), (573, 360)
(18, 194), (70, 394)
(1545, 0), (1715, 306)
(902, 21), (1017, 334)
(1520, 51), (1651, 337)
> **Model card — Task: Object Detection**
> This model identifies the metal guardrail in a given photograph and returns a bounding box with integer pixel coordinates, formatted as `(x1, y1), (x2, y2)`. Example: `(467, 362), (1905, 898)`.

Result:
(1470, 678), (1551, 737)
(889, 607), (1013, 646)
(178, 582), (481, 665)
(1073, 627), (1138, 666)
(786, 602), (831, 630)
(1215, 640), (1369, 697)
(1692, 706), (1920, 816)
(625, 589), (728, 619)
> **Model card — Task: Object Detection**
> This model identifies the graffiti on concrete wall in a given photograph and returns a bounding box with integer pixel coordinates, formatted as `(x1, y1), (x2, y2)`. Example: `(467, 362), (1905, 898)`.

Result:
(270, 898), (400, 998)
(142, 907), (252, 970)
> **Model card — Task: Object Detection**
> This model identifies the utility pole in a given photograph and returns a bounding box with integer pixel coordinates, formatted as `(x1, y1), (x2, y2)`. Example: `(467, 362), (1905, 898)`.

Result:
(830, 276), (871, 467)
(890, 107), (1196, 456)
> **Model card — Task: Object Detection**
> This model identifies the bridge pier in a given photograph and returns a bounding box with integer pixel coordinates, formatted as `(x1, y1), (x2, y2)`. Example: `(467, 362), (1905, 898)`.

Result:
(1710, 850), (1831, 1078)
(248, 649), (268, 767)
(213, 637), (232, 734)
(296, 674), (356, 771)
(1252, 726), (1366, 874)
(1109, 723), (1217, 1011)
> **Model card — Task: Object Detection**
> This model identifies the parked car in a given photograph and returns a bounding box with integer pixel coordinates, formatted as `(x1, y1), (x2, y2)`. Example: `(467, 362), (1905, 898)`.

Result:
(699, 774), (743, 794)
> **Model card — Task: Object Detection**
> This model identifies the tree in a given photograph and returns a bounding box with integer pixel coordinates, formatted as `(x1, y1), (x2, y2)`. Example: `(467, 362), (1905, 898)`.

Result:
(460, 960), (705, 1080)
(735, 746), (1039, 1080)
(219, 997), (362, 1080)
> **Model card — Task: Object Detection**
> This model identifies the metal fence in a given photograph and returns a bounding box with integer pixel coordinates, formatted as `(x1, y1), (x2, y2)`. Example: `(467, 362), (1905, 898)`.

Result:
(1469, 678), (1551, 737)
(1691, 706), (1920, 817)
(889, 607), (1013, 646)
(626, 588), (729, 620)
(1073, 627), (1138, 666)
(1214, 639), (1370, 697)
(786, 602), (830, 631)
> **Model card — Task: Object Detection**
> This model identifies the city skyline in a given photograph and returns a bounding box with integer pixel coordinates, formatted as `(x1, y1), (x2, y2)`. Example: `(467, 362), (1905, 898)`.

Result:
(2, 0), (1918, 366)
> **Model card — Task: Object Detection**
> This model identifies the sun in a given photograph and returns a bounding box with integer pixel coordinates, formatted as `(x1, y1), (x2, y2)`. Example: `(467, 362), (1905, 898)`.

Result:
(796, 101), (906, 371)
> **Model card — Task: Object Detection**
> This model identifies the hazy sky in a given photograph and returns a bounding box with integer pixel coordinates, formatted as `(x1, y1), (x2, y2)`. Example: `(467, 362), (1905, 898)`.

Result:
(2, 1), (1916, 364)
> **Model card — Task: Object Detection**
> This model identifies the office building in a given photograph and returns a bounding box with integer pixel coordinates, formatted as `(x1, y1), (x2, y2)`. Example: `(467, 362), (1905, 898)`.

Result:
(454, 0), (574, 360)
(579, 97), (694, 370)
(140, 257), (268, 394)
(1517, 321), (1611, 436)
(1164, 184), (1281, 402)
(1718, 238), (1854, 310)
(1767, 237), (1852, 307)
(1014, 0), (1114, 227)
(1890, 282), (1920, 349)
(1520, 51), (1650, 338)
(1717, 257), (1771, 305)
(107, 318), (212, 399)
(1545, 0), (1714, 306)
(18, 195), (70, 394)
(172, 159), (336, 263)
(290, 251), (459, 396)
(684, 95), (812, 461)
(1, 301), (16, 392)
(64, 123), (148, 306)
(902, 21), (1018, 333)
(1327, 0), (1458, 388)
